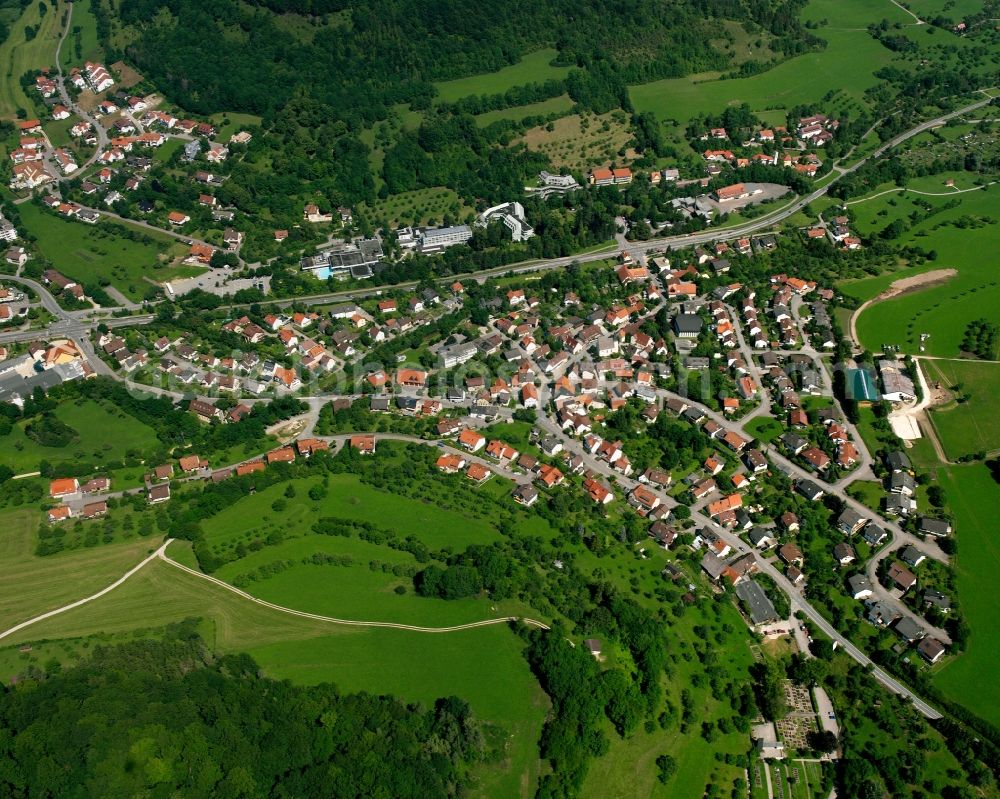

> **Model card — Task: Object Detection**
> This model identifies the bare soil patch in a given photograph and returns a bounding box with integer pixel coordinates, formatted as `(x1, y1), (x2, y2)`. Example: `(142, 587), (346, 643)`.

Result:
(111, 61), (144, 89)
(876, 268), (958, 301)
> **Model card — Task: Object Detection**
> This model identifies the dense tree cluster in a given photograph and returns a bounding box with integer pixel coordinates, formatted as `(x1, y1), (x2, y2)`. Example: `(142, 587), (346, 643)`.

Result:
(961, 318), (999, 359)
(0, 632), (489, 798)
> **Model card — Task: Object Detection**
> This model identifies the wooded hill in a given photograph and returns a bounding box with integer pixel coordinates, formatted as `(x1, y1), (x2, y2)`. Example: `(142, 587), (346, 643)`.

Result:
(0, 629), (490, 798)
(116, 0), (818, 120)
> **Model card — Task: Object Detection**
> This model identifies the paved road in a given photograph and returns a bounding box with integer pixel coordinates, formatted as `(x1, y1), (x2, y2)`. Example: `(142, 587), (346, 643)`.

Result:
(7, 96), (991, 346)
(52, 4), (109, 178)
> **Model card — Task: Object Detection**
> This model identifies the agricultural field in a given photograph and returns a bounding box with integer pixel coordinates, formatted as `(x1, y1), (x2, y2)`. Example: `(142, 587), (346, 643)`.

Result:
(0, 0), (62, 118)
(250, 627), (547, 799)
(628, 26), (891, 126)
(844, 187), (1000, 356)
(212, 533), (522, 627)
(1, 397), (160, 475)
(518, 110), (637, 172)
(932, 463), (1000, 729)
(18, 202), (194, 301)
(923, 359), (1000, 458)
(434, 49), (570, 103)
(475, 93), (574, 128)
(0, 507), (156, 629)
(199, 473), (503, 561)
(0, 545), (548, 799)
(60, 0), (103, 70)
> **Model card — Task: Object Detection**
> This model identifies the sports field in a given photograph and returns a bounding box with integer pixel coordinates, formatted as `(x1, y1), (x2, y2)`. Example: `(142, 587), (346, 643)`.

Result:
(434, 49), (570, 103)
(923, 359), (1000, 458)
(0, 0), (62, 118)
(844, 188), (1000, 357)
(2, 398), (160, 475)
(933, 463), (1000, 729)
(18, 202), (192, 300)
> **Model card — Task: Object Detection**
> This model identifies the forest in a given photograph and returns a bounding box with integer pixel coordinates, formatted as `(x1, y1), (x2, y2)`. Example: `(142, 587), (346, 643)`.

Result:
(0, 629), (489, 798)
(106, 0), (821, 211)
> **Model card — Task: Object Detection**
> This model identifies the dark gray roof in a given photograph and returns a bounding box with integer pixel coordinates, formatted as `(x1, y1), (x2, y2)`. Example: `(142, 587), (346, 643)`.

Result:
(796, 479), (824, 499)
(735, 580), (779, 625)
(894, 616), (924, 642)
(886, 451), (911, 472)
(672, 313), (703, 334)
(919, 517), (952, 536)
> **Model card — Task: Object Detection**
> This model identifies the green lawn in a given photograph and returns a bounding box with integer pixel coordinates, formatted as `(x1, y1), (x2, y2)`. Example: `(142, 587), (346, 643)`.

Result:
(208, 111), (263, 141)
(475, 94), (574, 127)
(19, 202), (193, 300)
(846, 480), (884, 514)
(2, 398), (160, 475)
(201, 473), (502, 558)
(744, 415), (784, 443)
(923, 359), (1000, 458)
(250, 627), (547, 799)
(629, 24), (892, 124)
(61, 0), (103, 71)
(0, 507), (158, 629)
(434, 49), (571, 103)
(845, 187), (1000, 356)
(2, 552), (547, 799)
(932, 463), (1000, 730)
(0, 1), (62, 118)
(213, 533), (522, 627)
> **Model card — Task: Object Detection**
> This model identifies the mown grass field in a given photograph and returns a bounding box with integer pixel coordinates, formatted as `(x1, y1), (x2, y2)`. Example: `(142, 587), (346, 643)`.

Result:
(213, 533), (526, 627)
(0, 507), (157, 629)
(18, 202), (191, 300)
(0, 0), (62, 118)
(843, 187), (1000, 356)
(250, 627), (547, 799)
(475, 94), (574, 127)
(923, 359), (1000, 458)
(628, 27), (891, 125)
(209, 111), (263, 141)
(744, 415), (784, 443)
(933, 463), (1000, 730)
(2, 551), (547, 799)
(60, 0), (102, 71)
(202, 473), (502, 554)
(434, 48), (570, 103)
(2, 398), (160, 475)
